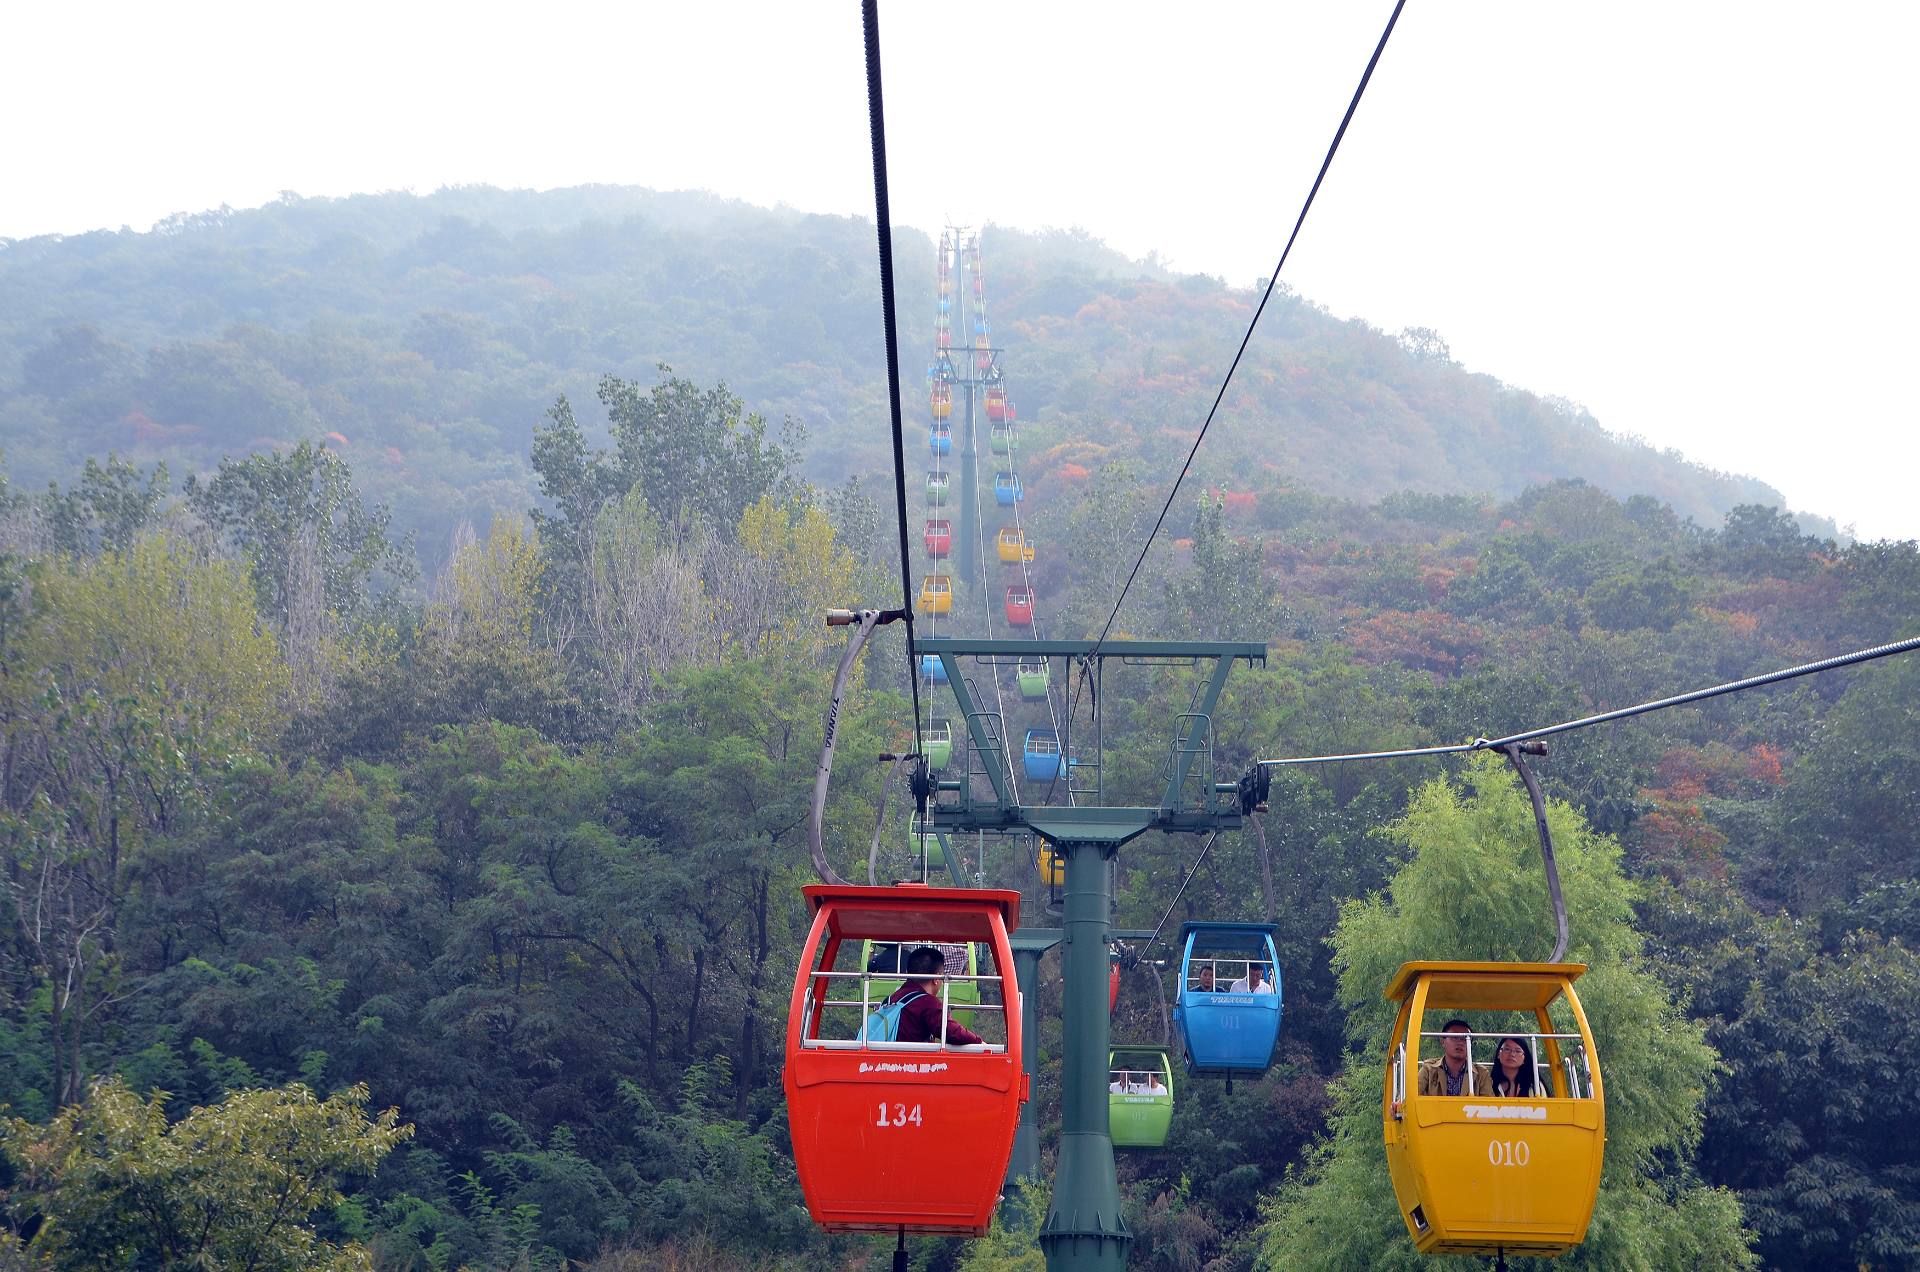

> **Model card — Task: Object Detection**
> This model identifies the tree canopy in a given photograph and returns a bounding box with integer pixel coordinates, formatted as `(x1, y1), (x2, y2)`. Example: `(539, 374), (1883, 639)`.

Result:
(1259, 757), (1753, 1270)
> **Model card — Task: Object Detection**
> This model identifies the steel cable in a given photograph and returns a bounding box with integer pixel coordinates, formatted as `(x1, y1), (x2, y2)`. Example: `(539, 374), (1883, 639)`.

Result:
(861, 0), (923, 754)
(1258, 634), (1920, 768)
(1084, 0), (1408, 656)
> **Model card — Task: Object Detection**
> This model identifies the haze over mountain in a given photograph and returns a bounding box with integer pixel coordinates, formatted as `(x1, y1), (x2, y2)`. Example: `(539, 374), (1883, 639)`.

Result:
(0, 184), (1818, 561)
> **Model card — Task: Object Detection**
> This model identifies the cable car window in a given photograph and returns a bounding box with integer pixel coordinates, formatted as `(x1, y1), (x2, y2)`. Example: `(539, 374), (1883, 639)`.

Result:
(1183, 935), (1274, 993)
(1404, 1001), (1597, 1101)
(801, 937), (1008, 1052)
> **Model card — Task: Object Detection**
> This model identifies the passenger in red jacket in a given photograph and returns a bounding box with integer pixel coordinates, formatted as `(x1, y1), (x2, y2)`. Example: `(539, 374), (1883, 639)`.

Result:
(888, 945), (985, 1045)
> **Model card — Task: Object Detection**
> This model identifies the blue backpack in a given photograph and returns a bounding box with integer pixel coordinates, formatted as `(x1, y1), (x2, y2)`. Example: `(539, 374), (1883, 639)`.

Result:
(861, 990), (927, 1043)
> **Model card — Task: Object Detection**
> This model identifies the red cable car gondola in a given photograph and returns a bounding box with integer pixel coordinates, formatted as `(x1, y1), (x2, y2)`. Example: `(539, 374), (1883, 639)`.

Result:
(924, 519), (951, 558)
(1005, 585), (1034, 626)
(785, 885), (1026, 1236)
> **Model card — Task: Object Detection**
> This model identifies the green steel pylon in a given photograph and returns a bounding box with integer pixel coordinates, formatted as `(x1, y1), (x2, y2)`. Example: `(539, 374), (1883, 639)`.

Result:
(919, 637), (1266, 1272)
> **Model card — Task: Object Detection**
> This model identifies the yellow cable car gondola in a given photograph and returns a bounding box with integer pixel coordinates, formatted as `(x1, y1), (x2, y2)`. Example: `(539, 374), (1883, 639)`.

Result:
(918, 574), (951, 615)
(996, 527), (1035, 564)
(1382, 960), (1603, 1258)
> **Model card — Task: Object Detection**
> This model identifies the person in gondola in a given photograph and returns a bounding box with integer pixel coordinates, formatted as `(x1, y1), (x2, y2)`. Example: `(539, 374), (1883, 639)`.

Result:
(889, 946), (985, 1045)
(1416, 1019), (1492, 1097)
(1490, 1036), (1539, 1098)
(1191, 963), (1220, 993)
(1230, 961), (1275, 994)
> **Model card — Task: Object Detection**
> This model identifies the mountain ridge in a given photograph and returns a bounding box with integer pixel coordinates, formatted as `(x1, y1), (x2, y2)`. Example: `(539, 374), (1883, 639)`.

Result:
(0, 184), (1822, 552)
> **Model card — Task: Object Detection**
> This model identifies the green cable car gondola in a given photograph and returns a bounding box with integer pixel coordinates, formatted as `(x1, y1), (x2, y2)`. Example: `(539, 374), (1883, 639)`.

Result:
(908, 814), (947, 871)
(923, 719), (952, 770)
(1109, 1047), (1175, 1148)
(1016, 659), (1050, 700)
(861, 938), (982, 1007)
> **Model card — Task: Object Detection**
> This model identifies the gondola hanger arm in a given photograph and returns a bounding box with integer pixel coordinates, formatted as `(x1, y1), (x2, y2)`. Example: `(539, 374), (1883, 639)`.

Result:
(1496, 741), (1568, 964)
(811, 606), (911, 886)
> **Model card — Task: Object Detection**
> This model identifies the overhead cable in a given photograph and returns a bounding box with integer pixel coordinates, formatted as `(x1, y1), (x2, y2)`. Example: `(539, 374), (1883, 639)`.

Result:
(1258, 633), (1920, 768)
(1055, 0), (1409, 807)
(1086, 0), (1407, 654)
(861, 0), (924, 752)
(1128, 829), (1221, 965)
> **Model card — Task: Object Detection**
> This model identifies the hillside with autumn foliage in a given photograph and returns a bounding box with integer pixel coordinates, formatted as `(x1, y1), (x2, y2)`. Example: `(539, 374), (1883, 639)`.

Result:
(0, 184), (1813, 570)
(0, 188), (1909, 1270)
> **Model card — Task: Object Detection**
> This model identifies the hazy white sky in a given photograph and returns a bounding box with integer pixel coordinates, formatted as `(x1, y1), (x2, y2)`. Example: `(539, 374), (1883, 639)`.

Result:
(6, 1), (1916, 538)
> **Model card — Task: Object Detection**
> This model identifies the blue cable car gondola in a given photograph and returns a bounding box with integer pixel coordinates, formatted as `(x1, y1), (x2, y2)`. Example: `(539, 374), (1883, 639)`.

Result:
(1022, 729), (1064, 781)
(1172, 922), (1282, 1076)
(930, 423), (952, 456)
(994, 473), (1024, 505)
(920, 653), (948, 685)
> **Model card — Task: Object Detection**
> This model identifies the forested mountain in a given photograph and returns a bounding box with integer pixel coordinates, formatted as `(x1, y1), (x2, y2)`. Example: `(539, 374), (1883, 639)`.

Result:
(0, 189), (1911, 1271)
(0, 184), (1812, 572)
(0, 401), (1911, 1268)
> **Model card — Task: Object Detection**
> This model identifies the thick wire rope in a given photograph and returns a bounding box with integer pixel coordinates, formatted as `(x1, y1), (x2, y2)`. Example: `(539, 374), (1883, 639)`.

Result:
(921, 235), (951, 690)
(966, 358), (1023, 809)
(1010, 450), (1073, 806)
(1044, 0), (1407, 808)
(861, 0), (923, 755)
(912, 233), (953, 882)
(1257, 634), (1920, 768)
(1126, 830), (1221, 966)
(935, 231), (1023, 814)
(1081, 0), (1406, 657)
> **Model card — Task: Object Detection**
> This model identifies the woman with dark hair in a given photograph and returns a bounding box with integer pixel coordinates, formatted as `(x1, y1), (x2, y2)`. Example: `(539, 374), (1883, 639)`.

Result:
(1491, 1036), (1538, 1098)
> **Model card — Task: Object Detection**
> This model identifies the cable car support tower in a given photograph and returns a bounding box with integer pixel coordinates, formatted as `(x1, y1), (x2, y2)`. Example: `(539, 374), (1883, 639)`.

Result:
(922, 636), (1268, 1272)
(918, 228), (1074, 887)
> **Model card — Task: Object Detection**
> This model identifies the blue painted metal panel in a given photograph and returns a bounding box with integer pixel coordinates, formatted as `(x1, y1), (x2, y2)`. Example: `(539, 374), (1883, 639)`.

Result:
(1172, 923), (1282, 1075)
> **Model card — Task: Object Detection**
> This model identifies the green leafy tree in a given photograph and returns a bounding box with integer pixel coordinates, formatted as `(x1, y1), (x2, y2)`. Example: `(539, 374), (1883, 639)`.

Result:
(0, 1076), (410, 1271)
(1763, 653), (1920, 921)
(412, 516), (576, 737)
(186, 440), (411, 628)
(1586, 557), (1693, 632)
(1444, 538), (1545, 617)
(1162, 494), (1280, 641)
(1714, 504), (1823, 580)
(3, 534), (287, 1105)
(954, 1174), (1048, 1271)
(1258, 756), (1753, 1270)
(1644, 882), (1920, 1268)
(38, 455), (170, 558)
(531, 368), (802, 562)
